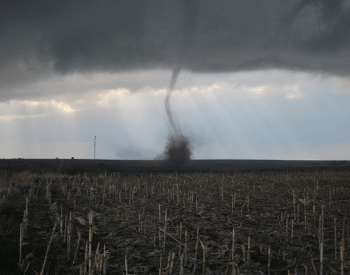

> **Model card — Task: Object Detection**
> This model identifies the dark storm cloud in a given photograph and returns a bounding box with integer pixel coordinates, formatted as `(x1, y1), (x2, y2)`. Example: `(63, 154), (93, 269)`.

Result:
(1, 0), (350, 99)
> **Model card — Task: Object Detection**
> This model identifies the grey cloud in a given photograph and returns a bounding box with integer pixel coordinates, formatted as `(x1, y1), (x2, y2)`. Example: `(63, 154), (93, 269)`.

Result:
(2, 0), (350, 99)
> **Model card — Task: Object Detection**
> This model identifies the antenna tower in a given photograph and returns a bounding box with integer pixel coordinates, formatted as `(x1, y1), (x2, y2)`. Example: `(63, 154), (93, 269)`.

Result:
(94, 136), (96, 162)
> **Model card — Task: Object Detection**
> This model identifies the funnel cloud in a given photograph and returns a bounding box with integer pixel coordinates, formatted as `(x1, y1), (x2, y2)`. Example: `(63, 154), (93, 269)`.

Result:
(163, 0), (198, 165)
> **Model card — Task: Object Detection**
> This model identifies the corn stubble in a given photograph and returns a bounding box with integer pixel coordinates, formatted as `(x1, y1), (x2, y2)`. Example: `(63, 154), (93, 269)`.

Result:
(0, 170), (350, 274)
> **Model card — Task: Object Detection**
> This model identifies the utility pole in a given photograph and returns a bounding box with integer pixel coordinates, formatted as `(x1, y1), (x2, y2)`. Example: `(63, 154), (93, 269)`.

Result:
(94, 136), (96, 162)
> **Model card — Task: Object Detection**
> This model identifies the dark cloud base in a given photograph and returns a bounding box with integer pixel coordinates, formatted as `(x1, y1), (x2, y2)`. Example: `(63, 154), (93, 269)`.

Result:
(1, 0), (350, 86)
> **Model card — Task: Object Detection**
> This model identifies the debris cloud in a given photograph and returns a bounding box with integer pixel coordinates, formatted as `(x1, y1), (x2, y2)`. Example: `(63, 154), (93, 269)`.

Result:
(163, 134), (191, 165)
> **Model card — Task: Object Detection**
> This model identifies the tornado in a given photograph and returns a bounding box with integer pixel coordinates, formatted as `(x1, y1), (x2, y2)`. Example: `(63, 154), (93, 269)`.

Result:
(163, 0), (198, 165)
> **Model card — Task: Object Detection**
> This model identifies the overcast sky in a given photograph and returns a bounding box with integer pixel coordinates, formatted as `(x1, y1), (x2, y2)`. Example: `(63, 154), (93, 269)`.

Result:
(1, 0), (350, 160)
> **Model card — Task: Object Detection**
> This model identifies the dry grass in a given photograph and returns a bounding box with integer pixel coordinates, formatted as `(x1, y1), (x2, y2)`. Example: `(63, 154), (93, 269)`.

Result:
(0, 170), (350, 274)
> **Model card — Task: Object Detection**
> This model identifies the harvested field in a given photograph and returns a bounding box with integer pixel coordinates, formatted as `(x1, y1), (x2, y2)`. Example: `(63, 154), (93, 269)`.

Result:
(1, 170), (350, 274)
